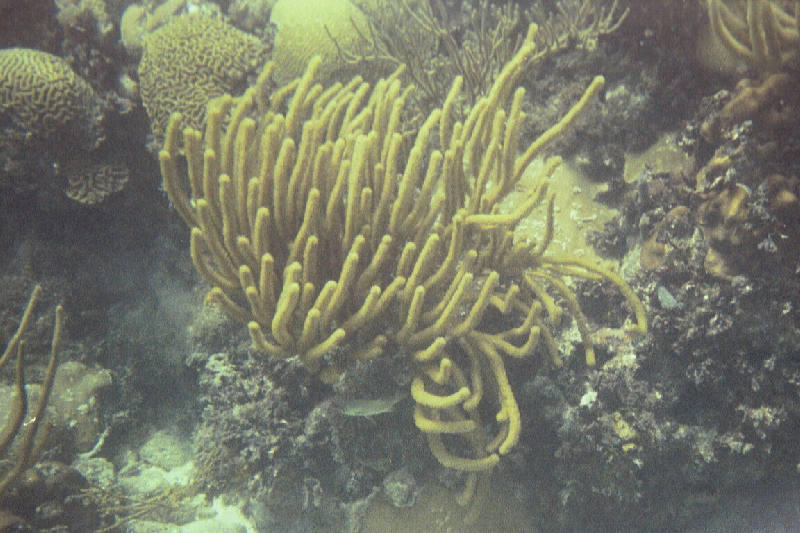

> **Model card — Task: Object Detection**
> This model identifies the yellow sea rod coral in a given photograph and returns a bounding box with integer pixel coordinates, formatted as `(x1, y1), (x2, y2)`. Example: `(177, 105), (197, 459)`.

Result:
(161, 31), (646, 512)
(138, 14), (267, 145)
(705, 0), (800, 72)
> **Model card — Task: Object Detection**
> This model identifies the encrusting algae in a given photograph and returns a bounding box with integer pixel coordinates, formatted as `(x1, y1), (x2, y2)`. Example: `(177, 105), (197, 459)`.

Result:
(160, 23), (646, 518)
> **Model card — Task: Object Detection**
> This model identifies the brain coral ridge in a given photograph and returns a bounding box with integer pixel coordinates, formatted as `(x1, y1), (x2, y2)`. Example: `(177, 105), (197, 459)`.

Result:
(0, 48), (126, 203)
(138, 14), (268, 146)
(0, 48), (103, 153)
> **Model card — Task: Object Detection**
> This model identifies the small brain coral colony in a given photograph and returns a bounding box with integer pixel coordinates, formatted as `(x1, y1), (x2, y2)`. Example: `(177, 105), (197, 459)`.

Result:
(138, 14), (268, 146)
(161, 24), (646, 514)
(0, 48), (126, 204)
(0, 48), (102, 151)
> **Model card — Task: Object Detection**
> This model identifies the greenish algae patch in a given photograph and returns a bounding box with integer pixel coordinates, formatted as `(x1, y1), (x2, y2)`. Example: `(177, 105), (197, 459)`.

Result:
(361, 474), (537, 533)
(623, 131), (693, 184)
(504, 156), (619, 265)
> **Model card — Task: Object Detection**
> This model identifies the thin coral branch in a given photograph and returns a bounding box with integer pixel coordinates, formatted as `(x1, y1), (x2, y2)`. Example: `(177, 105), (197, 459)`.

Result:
(0, 286), (63, 501)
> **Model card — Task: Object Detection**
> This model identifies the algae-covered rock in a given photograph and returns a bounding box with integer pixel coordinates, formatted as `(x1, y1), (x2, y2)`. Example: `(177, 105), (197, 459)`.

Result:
(139, 430), (192, 470)
(50, 361), (113, 453)
(0, 361), (112, 457)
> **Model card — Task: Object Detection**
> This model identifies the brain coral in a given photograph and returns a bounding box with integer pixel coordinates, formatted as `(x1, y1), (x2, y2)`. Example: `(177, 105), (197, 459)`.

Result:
(0, 48), (124, 203)
(64, 163), (129, 205)
(0, 48), (103, 153)
(269, 0), (371, 85)
(138, 15), (267, 145)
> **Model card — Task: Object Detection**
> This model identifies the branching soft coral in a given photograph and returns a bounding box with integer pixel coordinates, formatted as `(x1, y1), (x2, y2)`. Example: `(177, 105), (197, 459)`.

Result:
(160, 24), (646, 516)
